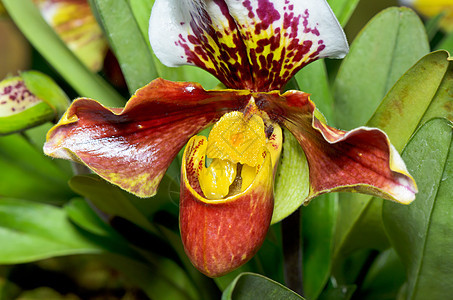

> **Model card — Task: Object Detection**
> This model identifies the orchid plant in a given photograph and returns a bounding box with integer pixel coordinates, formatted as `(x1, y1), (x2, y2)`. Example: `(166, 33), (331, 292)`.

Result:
(44, 0), (416, 277)
(0, 0), (452, 299)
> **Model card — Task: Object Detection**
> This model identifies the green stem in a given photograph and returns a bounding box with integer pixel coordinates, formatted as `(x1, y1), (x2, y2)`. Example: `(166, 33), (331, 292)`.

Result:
(282, 208), (304, 296)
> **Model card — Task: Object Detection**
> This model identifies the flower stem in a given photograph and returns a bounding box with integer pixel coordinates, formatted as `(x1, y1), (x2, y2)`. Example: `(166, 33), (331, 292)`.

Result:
(282, 208), (304, 296)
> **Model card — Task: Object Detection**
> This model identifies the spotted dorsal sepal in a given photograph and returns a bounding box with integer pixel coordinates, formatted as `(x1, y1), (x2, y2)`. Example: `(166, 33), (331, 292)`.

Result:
(149, 0), (348, 91)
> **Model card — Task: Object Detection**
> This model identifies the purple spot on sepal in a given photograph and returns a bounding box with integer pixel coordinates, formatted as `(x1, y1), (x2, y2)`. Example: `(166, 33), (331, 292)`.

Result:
(243, 0), (255, 18)
(4, 86), (12, 94)
(255, 0), (280, 33)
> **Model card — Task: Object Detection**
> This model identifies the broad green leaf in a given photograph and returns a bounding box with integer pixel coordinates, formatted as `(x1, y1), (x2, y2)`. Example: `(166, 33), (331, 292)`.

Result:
(294, 60), (335, 123)
(89, 0), (158, 94)
(64, 198), (122, 238)
(369, 51), (453, 151)
(331, 15), (446, 274)
(221, 273), (304, 300)
(327, 0), (360, 26)
(0, 198), (102, 263)
(272, 128), (309, 224)
(2, 0), (124, 107)
(69, 175), (158, 235)
(333, 51), (452, 264)
(334, 7), (430, 129)
(302, 193), (338, 299)
(0, 132), (74, 203)
(383, 119), (453, 300)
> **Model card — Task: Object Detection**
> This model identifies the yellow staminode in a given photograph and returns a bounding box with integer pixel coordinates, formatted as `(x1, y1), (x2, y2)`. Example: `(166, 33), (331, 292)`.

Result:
(206, 111), (266, 167)
(199, 158), (237, 199)
(198, 111), (268, 200)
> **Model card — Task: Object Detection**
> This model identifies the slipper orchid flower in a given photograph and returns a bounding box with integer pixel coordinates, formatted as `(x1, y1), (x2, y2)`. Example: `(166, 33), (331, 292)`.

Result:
(44, 0), (417, 277)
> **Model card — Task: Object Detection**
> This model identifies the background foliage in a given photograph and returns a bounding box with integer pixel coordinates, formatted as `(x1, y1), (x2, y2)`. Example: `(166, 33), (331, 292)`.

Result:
(0, 0), (452, 299)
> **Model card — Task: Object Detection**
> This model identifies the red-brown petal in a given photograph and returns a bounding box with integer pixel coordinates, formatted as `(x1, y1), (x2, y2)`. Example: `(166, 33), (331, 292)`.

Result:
(255, 90), (417, 204)
(180, 136), (274, 277)
(44, 79), (250, 197)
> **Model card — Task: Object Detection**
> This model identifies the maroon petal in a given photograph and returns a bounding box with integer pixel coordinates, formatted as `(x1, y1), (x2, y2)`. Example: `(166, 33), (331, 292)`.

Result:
(44, 79), (250, 197)
(255, 91), (417, 204)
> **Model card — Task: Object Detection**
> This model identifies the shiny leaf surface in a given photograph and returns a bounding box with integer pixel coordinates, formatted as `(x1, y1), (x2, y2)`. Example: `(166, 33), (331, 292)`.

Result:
(383, 119), (453, 300)
(0, 128), (74, 203)
(0, 198), (101, 263)
(334, 7), (429, 129)
(221, 272), (304, 300)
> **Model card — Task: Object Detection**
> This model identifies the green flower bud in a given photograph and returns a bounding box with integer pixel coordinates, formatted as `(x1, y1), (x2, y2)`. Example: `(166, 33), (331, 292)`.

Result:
(0, 71), (69, 135)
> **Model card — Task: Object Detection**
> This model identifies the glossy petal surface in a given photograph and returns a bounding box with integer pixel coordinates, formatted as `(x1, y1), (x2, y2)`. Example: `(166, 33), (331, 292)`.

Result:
(44, 79), (250, 197)
(255, 91), (417, 204)
(149, 0), (348, 91)
(180, 135), (274, 277)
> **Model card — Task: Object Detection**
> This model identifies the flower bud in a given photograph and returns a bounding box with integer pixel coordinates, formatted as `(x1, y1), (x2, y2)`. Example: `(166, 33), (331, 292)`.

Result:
(0, 71), (69, 135)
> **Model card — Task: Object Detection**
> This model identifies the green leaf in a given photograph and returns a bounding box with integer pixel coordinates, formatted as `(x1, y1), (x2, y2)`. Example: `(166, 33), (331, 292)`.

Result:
(221, 273), (304, 300)
(0, 131), (74, 203)
(332, 51), (452, 268)
(334, 7), (430, 129)
(302, 193), (338, 299)
(0, 198), (102, 263)
(64, 198), (121, 238)
(89, 0), (158, 94)
(331, 15), (447, 274)
(69, 175), (158, 235)
(127, 0), (154, 46)
(369, 50), (453, 152)
(2, 0), (124, 107)
(294, 60), (335, 123)
(272, 128), (309, 224)
(327, 0), (360, 26)
(383, 118), (453, 299)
